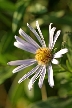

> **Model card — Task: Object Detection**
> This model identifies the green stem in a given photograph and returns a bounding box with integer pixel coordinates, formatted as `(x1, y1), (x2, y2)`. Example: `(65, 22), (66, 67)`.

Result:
(41, 83), (47, 101)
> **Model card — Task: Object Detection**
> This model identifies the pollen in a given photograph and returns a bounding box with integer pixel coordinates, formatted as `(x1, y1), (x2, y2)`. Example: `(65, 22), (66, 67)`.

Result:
(35, 47), (52, 65)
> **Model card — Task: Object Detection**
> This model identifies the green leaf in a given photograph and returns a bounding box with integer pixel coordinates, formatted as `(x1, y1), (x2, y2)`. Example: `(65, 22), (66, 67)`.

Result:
(0, 0), (16, 11)
(29, 97), (72, 108)
(29, 3), (47, 14)
(66, 60), (72, 72)
(0, 13), (11, 27)
(42, 12), (72, 26)
(0, 66), (13, 84)
(63, 33), (72, 68)
(0, 32), (14, 53)
(12, 2), (29, 32)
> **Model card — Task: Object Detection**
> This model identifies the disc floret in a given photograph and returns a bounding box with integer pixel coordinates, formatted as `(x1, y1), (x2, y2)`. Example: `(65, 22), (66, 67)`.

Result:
(35, 47), (52, 65)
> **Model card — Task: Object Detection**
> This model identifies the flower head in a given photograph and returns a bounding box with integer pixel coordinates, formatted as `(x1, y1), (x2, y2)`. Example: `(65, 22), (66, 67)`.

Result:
(7, 21), (68, 90)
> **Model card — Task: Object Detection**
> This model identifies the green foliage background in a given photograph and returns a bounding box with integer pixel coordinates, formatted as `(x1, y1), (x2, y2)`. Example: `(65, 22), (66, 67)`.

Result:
(0, 0), (72, 108)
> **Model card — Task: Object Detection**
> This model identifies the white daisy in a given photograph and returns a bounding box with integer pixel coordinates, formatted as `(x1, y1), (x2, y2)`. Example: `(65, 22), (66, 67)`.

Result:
(7, 21), (68, 90)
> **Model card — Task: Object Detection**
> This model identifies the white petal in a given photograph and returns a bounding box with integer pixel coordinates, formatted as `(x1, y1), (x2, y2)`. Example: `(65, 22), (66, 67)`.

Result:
(53, 53), (62, 58)
(14, 42), (36, 54)
(28, 80), (33, 90)
(49, 23), (56, 49)
(12, 61), (36, 73)
(38, 65), (46, 88)
(36, 21), (46, 47)
(28, 66), (43, 90)
(54, 48), (68, 58)
(51, 59), (59, 64)
(15, 35), (38, 50)
(18, 65), (40, 84)
(19, 28), (40, 49)
(7, 59), (36, 66)
(52, 30), (61, 49)
(48, 64), (54, 87)
(27, 23), (43, 46)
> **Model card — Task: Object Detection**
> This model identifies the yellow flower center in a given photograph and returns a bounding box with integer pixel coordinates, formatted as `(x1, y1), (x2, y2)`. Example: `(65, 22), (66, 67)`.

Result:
(35, 47), (52, 65)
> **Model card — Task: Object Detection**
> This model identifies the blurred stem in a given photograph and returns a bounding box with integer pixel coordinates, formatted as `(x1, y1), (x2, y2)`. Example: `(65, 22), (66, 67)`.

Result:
(41, 83), (47, 101)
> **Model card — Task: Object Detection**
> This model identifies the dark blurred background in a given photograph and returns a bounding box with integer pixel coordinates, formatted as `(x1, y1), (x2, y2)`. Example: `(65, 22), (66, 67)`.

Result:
(0, 0), (72, 108)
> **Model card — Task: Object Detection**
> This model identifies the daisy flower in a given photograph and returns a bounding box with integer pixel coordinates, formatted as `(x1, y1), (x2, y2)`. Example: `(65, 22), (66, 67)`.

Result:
(7, 21), (68, 90)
